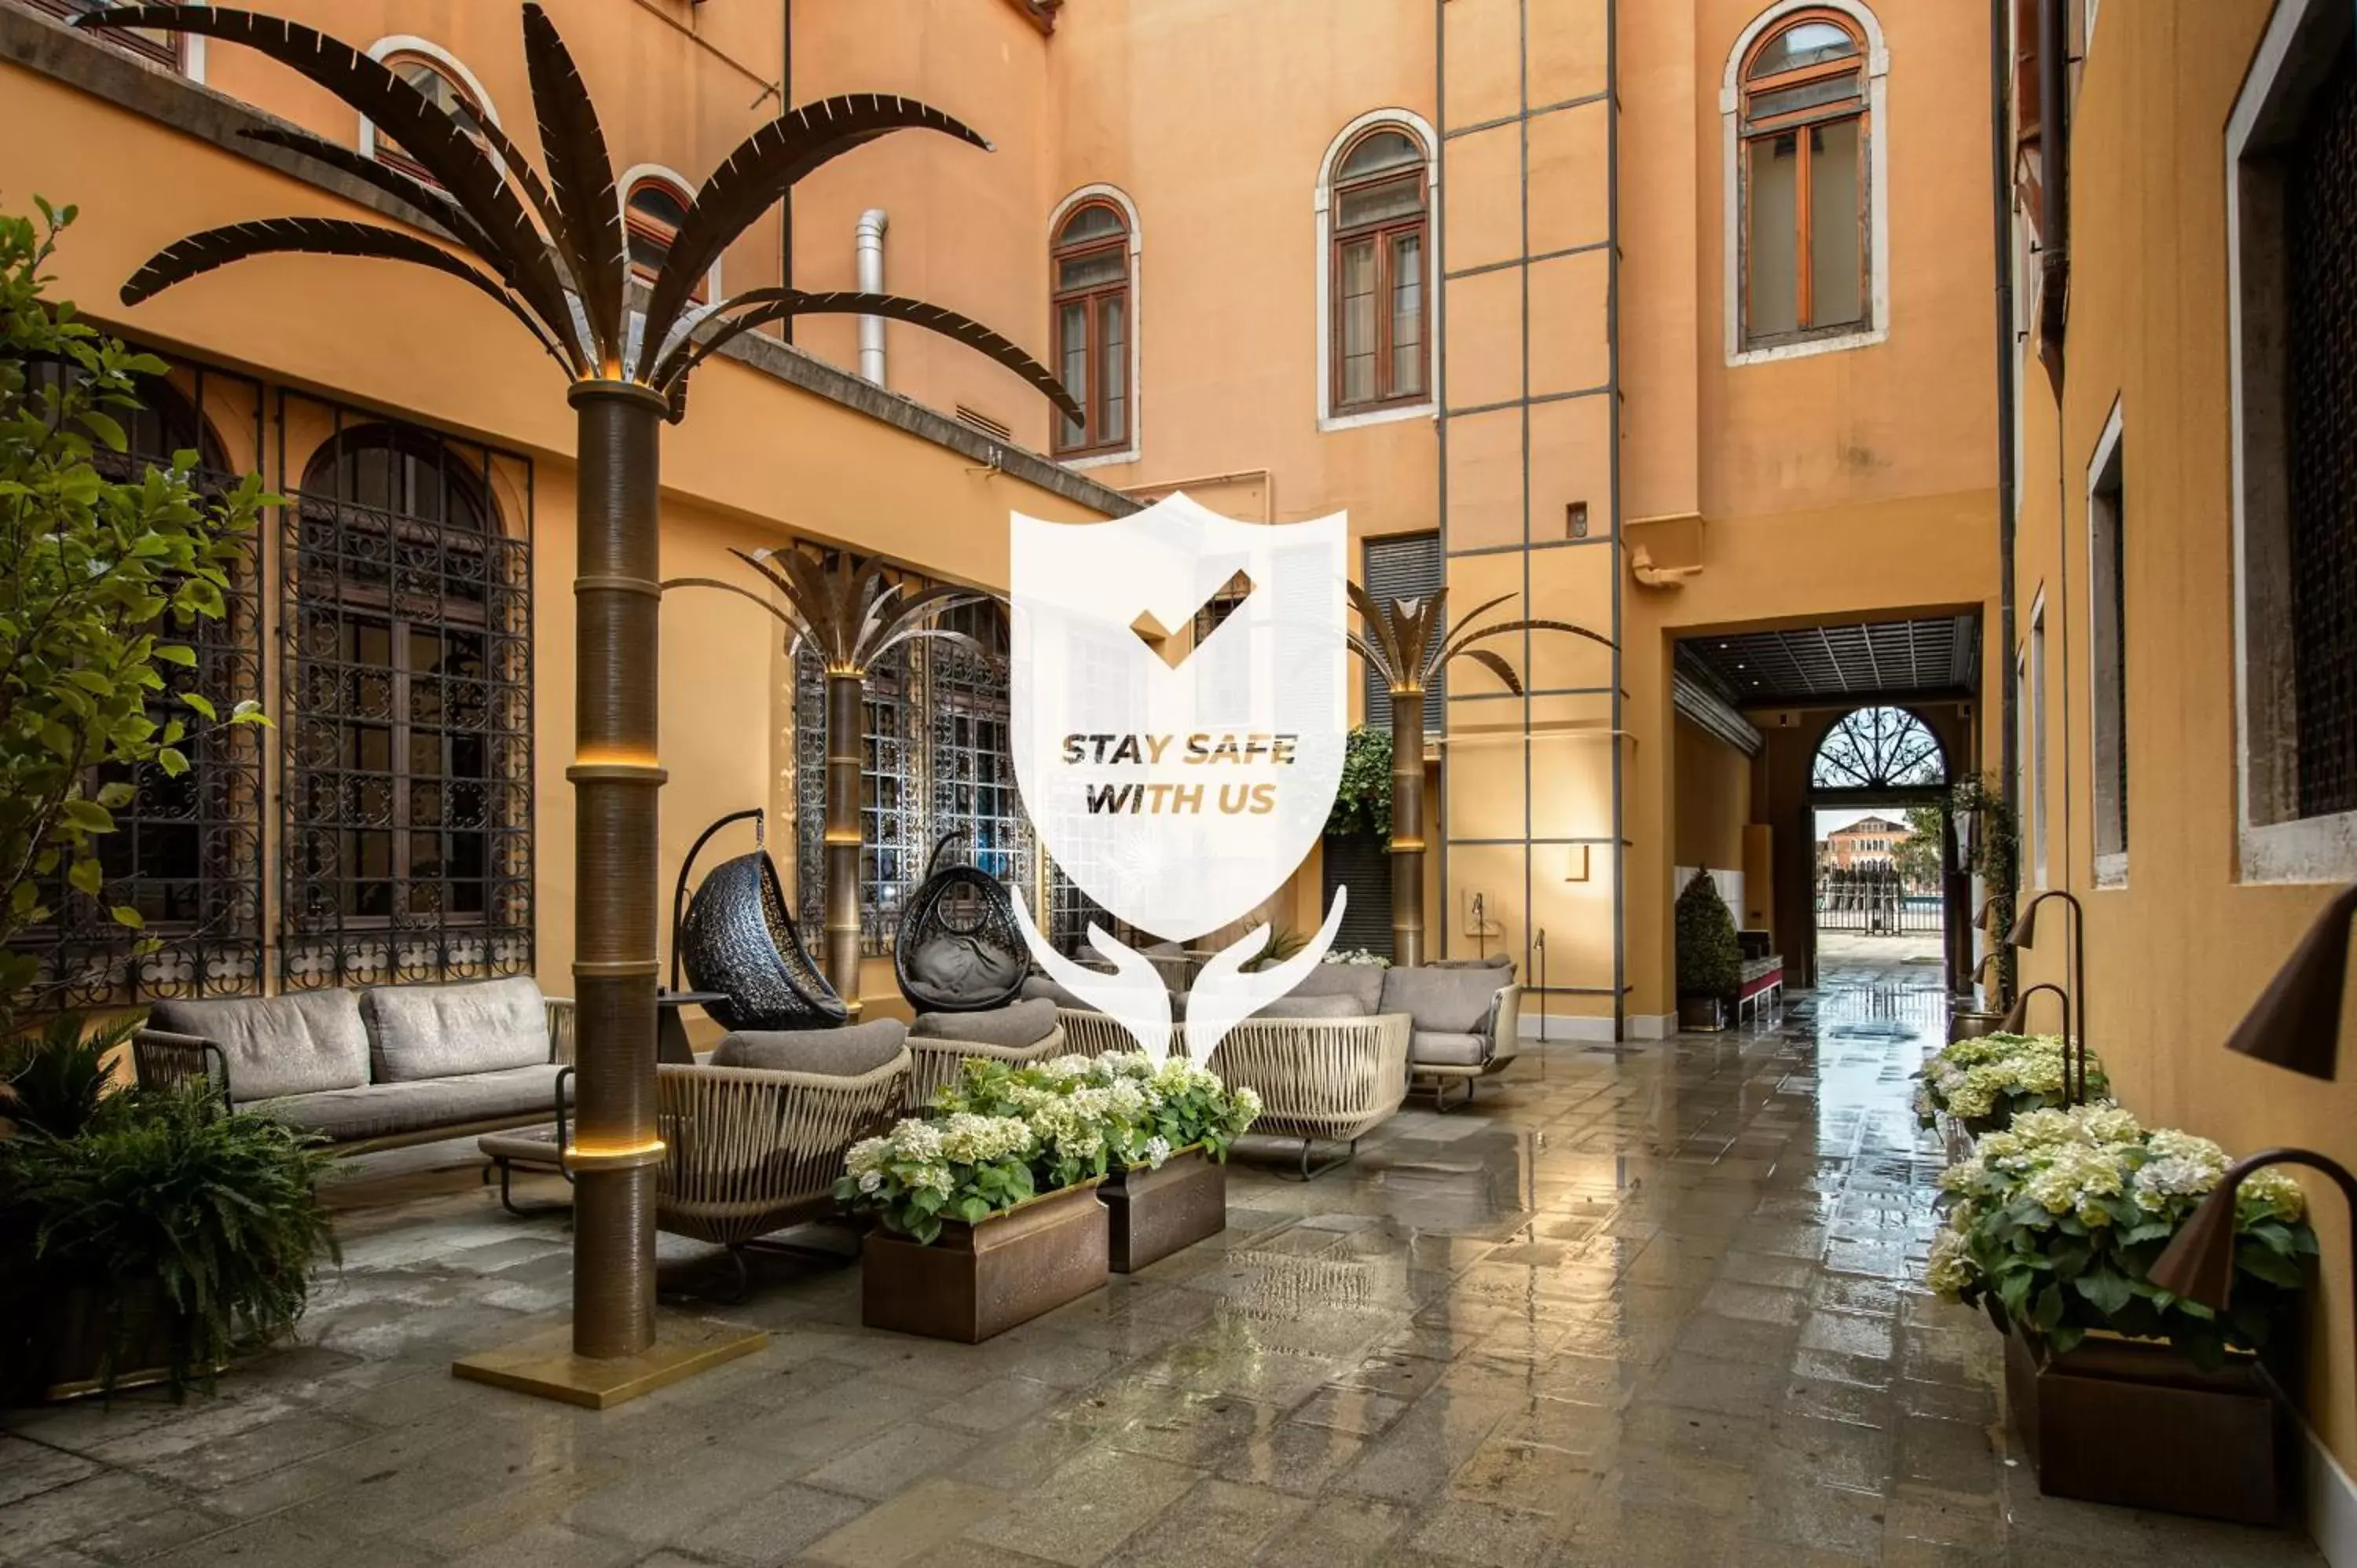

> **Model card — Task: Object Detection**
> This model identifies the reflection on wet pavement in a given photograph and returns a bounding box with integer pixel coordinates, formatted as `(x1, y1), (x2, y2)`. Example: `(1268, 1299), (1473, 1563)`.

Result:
(1, 965), (2327, 1565)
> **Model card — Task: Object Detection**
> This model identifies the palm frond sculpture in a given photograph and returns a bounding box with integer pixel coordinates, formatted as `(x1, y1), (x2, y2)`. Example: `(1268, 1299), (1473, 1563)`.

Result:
(82, 3), (1076, 1367)
(1347, 584), (1612, 966)
(667, 551), (991, 1006)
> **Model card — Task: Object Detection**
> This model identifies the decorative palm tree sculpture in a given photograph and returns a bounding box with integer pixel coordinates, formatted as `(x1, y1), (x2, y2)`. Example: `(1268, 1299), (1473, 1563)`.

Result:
(1346, 585), (1611, 966)
(665, 550), (990, 1007)
(84, 3), (1078, 1368)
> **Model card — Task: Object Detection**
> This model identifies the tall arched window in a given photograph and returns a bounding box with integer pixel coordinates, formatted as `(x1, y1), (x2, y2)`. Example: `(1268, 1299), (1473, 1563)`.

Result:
(623, 173), (707, 302)
(1329, 126), (1428, 412)
(288, 420), (533, 986)
(367, 45), (493, 184)
(1050, 199), (1131, 457)
(1736, 8), (1873, 349)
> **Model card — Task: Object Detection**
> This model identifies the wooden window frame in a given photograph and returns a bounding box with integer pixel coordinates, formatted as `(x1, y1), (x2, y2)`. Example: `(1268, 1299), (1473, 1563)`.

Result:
(16, 0), (181, 68)
(1050, 200), (1131, 459)
(1329, 130), (1430, 416)
(372, 50), (489, 187)
(1738, 9), (1871, 349)
(624, 175), (704, 304)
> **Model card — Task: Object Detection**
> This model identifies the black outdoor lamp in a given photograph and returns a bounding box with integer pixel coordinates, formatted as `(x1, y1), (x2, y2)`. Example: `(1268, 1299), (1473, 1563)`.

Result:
(2008, 889), (2090, 1104)
(2149, 885), (2357, 1346)
(2000, 980), (2084, 1106)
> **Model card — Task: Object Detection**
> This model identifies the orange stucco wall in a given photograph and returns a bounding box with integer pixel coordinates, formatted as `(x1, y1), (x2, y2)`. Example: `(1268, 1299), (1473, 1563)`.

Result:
(2007, 0), (2357, 1480)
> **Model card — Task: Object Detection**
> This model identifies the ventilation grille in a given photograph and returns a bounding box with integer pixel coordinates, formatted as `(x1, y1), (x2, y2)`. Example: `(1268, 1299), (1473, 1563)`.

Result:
(955, 405), (1014, 443)
(1363, 532), (1443, 733)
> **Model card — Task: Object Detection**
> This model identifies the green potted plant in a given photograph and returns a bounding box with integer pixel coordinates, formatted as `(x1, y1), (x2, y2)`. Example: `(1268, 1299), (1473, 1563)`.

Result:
(1915, 1031), (2110, 1144)
(1674, 870), (1741, 1031)
(933, 1053), (1261, 1273)
(1929, 1105), (2314, 1522)
(1949, 773), (2018, 1040)
(2, 1086), (339, 1399)
(838, 1108), (1105, 1343)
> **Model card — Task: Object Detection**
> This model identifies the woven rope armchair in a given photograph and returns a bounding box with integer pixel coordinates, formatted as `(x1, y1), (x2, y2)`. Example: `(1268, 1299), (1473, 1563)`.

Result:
(1053, 1007), (1413, 1178)
(654, 1048), (908, 1266)
(903, 1024), (1070, 1112)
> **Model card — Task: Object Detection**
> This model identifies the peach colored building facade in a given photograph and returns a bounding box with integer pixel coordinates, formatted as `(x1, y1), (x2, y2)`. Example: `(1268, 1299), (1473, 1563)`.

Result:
(0, 0), (1997, 1039)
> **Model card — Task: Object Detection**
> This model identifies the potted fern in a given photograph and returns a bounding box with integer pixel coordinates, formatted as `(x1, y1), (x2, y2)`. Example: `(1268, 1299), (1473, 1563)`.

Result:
(1, 1084), (339, 1399)
(1675, 870), (1741, 1031)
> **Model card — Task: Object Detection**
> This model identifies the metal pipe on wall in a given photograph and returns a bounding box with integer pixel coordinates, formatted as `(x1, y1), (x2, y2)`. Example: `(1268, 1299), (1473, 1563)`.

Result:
(856, 208), (889, 387)
(1990, 0), (2019, 899)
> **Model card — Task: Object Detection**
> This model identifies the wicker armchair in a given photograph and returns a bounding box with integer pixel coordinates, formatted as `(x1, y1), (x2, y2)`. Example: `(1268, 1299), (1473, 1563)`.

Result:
(904, 1024), (1069, 1112)
(654, 1047), (909, 1292)
(1053, 1007), (1413, 1178)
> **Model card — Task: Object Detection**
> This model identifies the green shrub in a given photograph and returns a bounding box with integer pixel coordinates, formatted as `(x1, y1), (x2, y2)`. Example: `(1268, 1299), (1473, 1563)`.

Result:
(1674, 869), (1741, 1002)
(1325, 724), (1393, 839)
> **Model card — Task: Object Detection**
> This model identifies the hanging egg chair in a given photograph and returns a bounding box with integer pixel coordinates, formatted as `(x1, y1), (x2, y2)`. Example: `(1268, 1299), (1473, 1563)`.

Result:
(892, 834), (1028, 1013)
(673, 808), (847, 1031)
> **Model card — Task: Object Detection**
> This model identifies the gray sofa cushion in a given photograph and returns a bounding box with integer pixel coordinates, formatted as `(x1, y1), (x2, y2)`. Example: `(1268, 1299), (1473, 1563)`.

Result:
(147, 991), (369, 1102)
(911, 998), (1058, 1048)
(361, 976), (549, 1083)
(1411, 1031), (1490, 1068)
(711, 1018), (907, 1076)
(1251, 993), (1368, 1021)
(1021, 976), (1097, 1011)
(249, 1063), (570, 1142)
(1380, 966), (1508, 1034)
(1281, 964), (1386, 1014)
(1429, 954), (1515, 973)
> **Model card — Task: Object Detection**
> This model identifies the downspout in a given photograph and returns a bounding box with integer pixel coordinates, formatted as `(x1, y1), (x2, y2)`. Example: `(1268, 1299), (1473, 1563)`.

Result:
(856, 207), (889, 387)
(779, 0), (794, 342)
(1991, 0), (2021, 994)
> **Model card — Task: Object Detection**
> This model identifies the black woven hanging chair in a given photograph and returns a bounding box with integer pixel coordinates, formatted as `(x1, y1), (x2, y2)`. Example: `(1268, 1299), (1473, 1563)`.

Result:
(673, 809), (847, 1031)
(892, 834), (1028, 1013)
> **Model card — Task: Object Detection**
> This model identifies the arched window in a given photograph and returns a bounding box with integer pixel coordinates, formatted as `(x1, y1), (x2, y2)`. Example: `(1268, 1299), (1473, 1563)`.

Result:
(1329, 126), (1429, 412)
(1050, 199), (1131, 457)
(1736, 8), (1873, 348)
(288, 419), (533, 984)
(1812, 706), (1947, 790)
(623, 173), (706, 302)
(368, 46), (493, 183)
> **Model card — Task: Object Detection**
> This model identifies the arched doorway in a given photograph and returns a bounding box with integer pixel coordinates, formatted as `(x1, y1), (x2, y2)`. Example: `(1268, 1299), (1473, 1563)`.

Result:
(1807, 705), (1956, 989)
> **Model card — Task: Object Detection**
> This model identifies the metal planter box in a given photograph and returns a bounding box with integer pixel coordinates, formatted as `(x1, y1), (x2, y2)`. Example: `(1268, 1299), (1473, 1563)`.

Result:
(1103, 1147), (1225, 1273)
(2004, 1328), (2289, 1525)
(861, 1180), (1108, 1343)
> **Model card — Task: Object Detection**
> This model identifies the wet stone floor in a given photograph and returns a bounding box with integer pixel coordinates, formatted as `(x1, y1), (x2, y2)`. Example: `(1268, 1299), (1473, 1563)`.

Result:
(1, 964), (2330, 1566)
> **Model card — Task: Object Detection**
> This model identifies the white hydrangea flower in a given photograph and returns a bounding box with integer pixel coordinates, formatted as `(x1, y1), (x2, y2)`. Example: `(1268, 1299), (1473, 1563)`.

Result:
(1926, 1227), (1973, 1299)
(857, 1170), (883, 1194)
(1143, 1136), (1172, 1167)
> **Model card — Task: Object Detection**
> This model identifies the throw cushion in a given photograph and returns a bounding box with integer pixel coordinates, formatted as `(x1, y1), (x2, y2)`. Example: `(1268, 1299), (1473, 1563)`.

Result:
(361, 976), (549, 1083)
(711, 1018), (907, 1076)
(1280, 964), (1385, 1014)
(1252, 993), (1367, 1021)
(903, 932), (1025, 1006)
(911, 998), (1058, 1049)
(1020, 976), (1098, 1011)
(147, 991), (369, 1102)
(1411, 1031), (1490, 1068)
(1429, 954), (1515, 974)
(1380, 966), (1508, 1034)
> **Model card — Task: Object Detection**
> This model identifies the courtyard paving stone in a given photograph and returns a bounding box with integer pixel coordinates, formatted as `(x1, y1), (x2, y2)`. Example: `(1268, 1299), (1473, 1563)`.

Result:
(0, 957), (2328, 1564)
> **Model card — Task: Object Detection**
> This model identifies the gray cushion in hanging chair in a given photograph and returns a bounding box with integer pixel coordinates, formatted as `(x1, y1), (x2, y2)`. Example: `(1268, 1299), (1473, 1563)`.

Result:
(680, 849), (848, 1031)
(893, 864), (1028, 1013)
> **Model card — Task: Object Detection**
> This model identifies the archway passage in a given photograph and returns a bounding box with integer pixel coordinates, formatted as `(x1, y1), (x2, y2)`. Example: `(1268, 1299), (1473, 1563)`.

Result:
(1810, 705), (1950, 990)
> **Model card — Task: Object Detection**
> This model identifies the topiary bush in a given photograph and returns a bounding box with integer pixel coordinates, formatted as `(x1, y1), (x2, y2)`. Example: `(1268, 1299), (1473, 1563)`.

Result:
(1675, 869), (1742, 1003)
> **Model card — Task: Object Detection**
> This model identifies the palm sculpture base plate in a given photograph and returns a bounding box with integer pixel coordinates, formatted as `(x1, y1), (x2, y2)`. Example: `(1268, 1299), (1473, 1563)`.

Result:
(452, 1313), (767, 1409)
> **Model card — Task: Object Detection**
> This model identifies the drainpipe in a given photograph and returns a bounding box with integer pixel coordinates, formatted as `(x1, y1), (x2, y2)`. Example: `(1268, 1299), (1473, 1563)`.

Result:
(1991, 0), (2021, 1000)
(856, 207), (889, 387)
(2036, 0), (2069, 393)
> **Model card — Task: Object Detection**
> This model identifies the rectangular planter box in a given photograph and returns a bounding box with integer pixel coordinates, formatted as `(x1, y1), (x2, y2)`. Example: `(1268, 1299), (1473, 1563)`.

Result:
(2004, 1328), (2289, 1525)
(1103, 1147), (1225, 1273)
(1677, 995), (1728, 1031)
(862, 1180), (1108, 1343)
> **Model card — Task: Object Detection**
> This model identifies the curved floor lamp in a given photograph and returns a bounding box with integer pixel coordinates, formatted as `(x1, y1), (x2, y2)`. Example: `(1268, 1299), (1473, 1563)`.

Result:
(2001, 980), (2081, 1105)
(2008, 890), (2089, 1104)
(2150, 885), (2357, 1356)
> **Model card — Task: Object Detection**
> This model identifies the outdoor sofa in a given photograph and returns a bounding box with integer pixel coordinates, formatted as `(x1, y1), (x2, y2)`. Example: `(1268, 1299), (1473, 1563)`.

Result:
(134, 977), (575, 1156)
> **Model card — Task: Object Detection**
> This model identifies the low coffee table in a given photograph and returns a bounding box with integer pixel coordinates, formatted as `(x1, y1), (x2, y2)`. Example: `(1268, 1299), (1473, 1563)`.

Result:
(479, 1122), (568, 1217)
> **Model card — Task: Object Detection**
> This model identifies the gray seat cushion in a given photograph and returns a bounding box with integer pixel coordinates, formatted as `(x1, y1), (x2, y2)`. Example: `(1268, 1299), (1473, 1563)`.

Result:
(1251, 993), (1369, 1021)
(710, 1018), (907, 1076)
(250, 1063), (570, 1142)
(1280, 964), (1385, 1014)
(911, 998), (1058, 1048)
(1380, 966), (1508, 1034)
(147, 991), (369, 1102)
(1021, 976), (1096, 1010)
(361, 976), (549, 1083)
(1411, 1031), (1490, 1068)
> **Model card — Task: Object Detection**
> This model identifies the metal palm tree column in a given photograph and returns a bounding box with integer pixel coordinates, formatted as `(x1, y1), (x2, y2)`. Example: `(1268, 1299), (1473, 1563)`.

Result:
(88, 3), (1077, 1366)
(1346, 584), (1611, 967)
(667, 551), (990, 1008)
